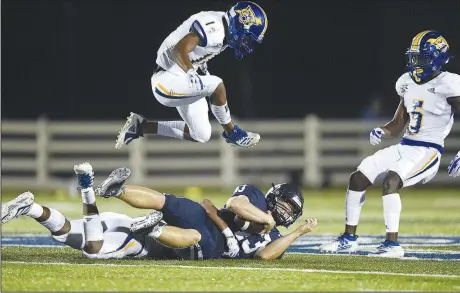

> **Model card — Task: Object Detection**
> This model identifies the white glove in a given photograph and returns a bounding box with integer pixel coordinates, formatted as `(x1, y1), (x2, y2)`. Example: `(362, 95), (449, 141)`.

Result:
(448, 151), (460, 178)
(370, 127), (385, 146)
(186, 68), (203, 91)
(221, 227), (240, 258)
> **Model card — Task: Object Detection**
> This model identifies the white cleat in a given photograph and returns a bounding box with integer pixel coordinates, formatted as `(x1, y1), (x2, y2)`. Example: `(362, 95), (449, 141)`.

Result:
(319, 234), (359, 253)
(1, 192), (35, 224)
(115, 112), (146, 150)
(130, 210), (163, 234)
(73, 162), (95, 189)
(368, 241), (405, 258)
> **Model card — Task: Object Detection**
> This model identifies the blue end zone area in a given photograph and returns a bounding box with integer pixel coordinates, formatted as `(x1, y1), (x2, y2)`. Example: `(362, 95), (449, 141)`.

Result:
(2, 234), (460, 260)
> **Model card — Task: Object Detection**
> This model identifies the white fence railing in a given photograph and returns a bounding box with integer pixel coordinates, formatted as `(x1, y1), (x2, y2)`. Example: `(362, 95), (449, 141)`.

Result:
(2, 116), (460, 189)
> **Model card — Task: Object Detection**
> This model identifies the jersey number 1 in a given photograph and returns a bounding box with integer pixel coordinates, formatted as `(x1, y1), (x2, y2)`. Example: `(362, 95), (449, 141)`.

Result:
(409, 100), (424, 134)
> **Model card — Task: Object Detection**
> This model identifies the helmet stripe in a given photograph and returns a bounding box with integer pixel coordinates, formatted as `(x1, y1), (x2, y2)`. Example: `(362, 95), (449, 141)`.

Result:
(411, 30), (432, 51)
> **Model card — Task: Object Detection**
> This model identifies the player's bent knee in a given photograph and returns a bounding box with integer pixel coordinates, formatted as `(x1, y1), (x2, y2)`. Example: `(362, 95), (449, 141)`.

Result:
(382, 171), (403, 195)
(349, 170), (371, 191)
(191, 230), (202, 244)
(52, 232), (69, 243)
(190, 124), (212, 143)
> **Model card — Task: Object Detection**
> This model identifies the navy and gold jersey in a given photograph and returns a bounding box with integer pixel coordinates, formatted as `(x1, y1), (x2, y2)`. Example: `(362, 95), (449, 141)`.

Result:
(219, 184), (283, 259)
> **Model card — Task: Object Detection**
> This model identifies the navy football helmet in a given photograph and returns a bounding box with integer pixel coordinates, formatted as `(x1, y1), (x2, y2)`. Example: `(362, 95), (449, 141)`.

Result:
(406, 30), (452, 84)
(227, 1), (268, 59)
(266, 183), (303, 228)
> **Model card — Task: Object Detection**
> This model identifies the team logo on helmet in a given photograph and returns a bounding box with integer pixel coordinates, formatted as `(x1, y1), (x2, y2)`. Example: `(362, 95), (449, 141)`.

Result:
(426, 37), (449, 53)
(235, 5), (263, 27)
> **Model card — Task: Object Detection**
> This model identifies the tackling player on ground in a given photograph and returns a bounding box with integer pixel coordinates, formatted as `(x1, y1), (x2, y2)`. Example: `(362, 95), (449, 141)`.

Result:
(115, 1), (267, 149)
(320, 31), (460, 258)
(96, 168), (318, 260)
(1, 163), (201, 259)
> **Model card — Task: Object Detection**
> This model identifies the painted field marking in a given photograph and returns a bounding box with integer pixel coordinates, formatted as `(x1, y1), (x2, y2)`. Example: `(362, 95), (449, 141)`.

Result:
(4, 261), (459, 279)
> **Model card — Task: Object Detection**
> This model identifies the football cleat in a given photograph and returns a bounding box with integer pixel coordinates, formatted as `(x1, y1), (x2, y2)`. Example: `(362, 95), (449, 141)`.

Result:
(74, 162), (94, 189)
(115, 112), (146, 150)
(368, 240), (404, 258)
(130, 210), (163, 234)
(1, 191), (35, 224)
(222, 125), (260, 148)
(95, 168), (131, 198)
(319, 233), (359, 253)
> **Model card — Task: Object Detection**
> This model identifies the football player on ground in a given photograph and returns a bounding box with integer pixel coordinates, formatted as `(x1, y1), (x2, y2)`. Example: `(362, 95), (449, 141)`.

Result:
(97, 169), (318, 260)
(320, 31), (460, 258)
(1, 163), (198, 260)
(115, 1), (267, 149)
(200, 184), (318, 260)
(448, 151), (460, 177)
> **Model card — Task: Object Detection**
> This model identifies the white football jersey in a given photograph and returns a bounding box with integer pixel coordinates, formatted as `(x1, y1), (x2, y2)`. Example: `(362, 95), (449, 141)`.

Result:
(156, 11), (228, 74)
(396, 71), (460, 146)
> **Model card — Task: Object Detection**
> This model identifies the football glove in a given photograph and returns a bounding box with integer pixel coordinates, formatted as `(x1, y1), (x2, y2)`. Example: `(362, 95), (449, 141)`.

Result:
(370, 127), (384, 146)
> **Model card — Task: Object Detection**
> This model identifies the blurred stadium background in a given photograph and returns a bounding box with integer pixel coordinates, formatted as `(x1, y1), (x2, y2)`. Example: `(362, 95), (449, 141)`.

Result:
(2, 1), (460, 291)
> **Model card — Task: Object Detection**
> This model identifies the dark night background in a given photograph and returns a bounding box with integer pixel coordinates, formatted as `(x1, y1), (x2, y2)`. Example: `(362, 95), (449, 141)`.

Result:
(2, 0), (460, 120)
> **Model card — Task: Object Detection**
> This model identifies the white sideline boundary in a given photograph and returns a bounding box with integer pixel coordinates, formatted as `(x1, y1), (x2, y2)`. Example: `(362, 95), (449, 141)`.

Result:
(3, 261), (459, 279)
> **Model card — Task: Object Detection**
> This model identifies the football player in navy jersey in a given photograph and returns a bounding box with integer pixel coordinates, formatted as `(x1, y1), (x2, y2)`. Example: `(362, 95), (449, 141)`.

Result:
(95, 167), (316, 260)
(201, 183), (317, 260)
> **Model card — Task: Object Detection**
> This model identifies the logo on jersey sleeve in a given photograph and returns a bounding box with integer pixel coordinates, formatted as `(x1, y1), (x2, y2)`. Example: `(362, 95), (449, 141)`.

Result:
(236, 6), (263, 28)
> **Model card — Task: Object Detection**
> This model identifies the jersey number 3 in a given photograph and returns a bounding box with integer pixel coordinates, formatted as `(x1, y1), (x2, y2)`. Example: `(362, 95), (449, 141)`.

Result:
(409, 100), (424, 134)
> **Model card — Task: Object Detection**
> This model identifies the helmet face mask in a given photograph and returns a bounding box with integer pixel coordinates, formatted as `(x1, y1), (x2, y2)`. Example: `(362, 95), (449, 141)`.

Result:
(271, 199), (299, 227)
(266, 183), (304, 228)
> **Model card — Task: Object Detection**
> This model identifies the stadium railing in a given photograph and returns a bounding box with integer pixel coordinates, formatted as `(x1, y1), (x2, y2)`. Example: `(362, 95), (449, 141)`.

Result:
(2, 116), (459, 189)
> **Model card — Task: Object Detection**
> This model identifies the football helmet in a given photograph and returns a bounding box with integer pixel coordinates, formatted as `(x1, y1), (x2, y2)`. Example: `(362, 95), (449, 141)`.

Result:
(227, 1), (268, 59)
(266, 183), (303, 228)
(406, 30), (452, 84)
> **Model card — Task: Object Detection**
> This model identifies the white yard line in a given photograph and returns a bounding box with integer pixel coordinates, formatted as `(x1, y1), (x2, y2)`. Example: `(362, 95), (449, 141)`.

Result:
(3, 261), (459, 279)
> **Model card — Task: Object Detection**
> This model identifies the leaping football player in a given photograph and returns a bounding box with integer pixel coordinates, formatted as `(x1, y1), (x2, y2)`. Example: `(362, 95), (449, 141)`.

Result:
(320, 31), (460, 258)
(115, 1), (267, 149)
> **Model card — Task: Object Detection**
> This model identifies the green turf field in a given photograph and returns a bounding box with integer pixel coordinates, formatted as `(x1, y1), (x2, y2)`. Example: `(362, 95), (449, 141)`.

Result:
(2, 188), (460, 291)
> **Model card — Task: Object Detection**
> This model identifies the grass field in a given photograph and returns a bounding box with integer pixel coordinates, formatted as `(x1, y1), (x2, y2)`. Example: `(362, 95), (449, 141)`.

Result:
(2, 188), (460, 291)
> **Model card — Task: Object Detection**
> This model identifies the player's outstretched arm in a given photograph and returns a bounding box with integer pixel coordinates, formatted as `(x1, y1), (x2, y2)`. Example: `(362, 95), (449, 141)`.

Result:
(254, 218), (318, 261)
(381, 99), (409, 137)
(200, 199), (240, 258)
(226, 196), (276, 231)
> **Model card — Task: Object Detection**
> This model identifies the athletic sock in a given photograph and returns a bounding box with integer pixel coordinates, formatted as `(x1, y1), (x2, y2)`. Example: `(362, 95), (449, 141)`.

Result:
(25, 203), (44, 219)
(211, 103), (232, 125)
(38, 208), (66, 232)
(345, 189), (366, 226)
(383, 193), (402, 233)
(157, 121), (185, 139)
(81, 187), (95, 205)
